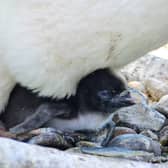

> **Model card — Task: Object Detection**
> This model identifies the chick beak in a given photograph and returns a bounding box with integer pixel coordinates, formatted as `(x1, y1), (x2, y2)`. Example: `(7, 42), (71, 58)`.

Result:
(109, 90), (135, 108)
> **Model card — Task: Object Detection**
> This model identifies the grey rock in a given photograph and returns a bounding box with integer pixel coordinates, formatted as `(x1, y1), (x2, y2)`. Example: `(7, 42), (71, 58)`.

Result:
(145, 78), (168, 101)
(128, 88), (148, 105)
(140, 130), (158, 141)
(0, 138), (168, 168)
(108, 134), (161, 156)
(114, 127), (136, 138)
(159, 126), (168, 146)
(111, 103), (165, 131)
(121, 55), (168, 101)
(128, 81), (146, 93)
(121, 55), (168, 83)
(155, 95), (168, 117)
(81, 146), (154, 161)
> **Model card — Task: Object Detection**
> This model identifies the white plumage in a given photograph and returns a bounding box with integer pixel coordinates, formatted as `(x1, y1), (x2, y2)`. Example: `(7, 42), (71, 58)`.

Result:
(0, 0), (168, 112)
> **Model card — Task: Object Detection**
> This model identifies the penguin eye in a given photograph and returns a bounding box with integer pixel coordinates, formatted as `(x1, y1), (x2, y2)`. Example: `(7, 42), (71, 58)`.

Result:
(97, 90), (112, 100)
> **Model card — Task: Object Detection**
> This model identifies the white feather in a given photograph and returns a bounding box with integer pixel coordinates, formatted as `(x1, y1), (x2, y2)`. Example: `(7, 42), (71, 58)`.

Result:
(0, 0), (168, 112)
(45, 112), (108, 131)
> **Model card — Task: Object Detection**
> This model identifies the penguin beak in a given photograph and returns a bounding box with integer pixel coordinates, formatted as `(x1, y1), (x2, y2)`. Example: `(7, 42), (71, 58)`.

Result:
(109, 90), (135, 108)
(97, 89), (135, 112)
(97, 89), (135, 113)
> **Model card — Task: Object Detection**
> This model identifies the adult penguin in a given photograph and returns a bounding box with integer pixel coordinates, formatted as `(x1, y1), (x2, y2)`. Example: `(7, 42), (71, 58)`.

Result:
(0, 1), (168, 133)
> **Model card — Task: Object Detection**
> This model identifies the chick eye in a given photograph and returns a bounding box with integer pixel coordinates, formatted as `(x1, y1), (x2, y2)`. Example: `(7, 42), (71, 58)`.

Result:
(97, 90), (112, 100)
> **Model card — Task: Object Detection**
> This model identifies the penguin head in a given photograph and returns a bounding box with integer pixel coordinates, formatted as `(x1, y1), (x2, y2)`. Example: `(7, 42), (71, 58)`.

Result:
(76, 69), (135, 113)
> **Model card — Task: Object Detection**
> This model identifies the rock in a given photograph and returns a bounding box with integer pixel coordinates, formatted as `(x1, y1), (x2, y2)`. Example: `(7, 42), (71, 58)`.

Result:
(128, 88), (148, 105)
(159, 126), (168, 146)
(121, 55), (152, 82)
(120, 55), (168, 101)
(145, 78), (168, 101)
(28, 132), (74, 149)
(140, 130), (158, 141)
(111, 104), (165, 131)
(0, 138), (168, 168)
(114, 127), (136, 138)
(128, 81), (146, 93)
(150, 156), (168, 164)
(76, 141), (100, 148)
(108, 134), (161, 156)
(154, 95), (168, 117)
(81, 146), (154, 161)
(121, 55), (168, 83)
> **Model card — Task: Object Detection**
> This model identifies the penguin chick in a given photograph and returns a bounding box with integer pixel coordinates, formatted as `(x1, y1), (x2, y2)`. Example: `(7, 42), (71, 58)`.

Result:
(2, 69), (134, 134)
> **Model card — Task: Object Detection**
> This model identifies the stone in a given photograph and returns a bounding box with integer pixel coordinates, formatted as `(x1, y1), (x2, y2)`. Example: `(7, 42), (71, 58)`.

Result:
(114, 127), (136, 138)
(159, 126), (168, 146)
(111, 104), (165, 131)
(145, 78), (168, 101)
(108, 134), (161, 156)
(121, 55), (168, 83)
(0, 138), (168, 168)
(154, 95), (168, 117)
(128, 81), (146, 93)
(121, 55), (168, 101)
(140, 130), (158, 141)
(81, 146), (154, 161)
(128, 88), (148, 105)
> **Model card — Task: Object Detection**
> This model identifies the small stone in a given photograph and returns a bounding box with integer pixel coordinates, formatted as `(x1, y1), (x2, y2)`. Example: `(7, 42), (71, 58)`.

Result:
(128, 81), (145, 93)
(114, 127), (136, 138)
(128, 88), (148, 105)
(108, 134), (161, 156)
(81, 146), (154, 161)
(111, 103), (165, 131)
(149, 156), (168, 163)
(154, 95), (168, 117)
(145, 78), (168, 101)
(121, 55), (168, 84)
(76, 141), (100, 148)
(28, 132), (74, 149)
(140, 130), (158, 141)
(159, 126), (168, 146)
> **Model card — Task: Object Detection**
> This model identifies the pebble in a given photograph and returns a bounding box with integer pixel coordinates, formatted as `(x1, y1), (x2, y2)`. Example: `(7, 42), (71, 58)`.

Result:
(81, 146), (154, 161)
(111, 103), (165, 131)
(128, 81), (145, 93)
(154, 95), (168, 117)
(114, 127), (136, 138)
(108, 134), (161, 156)
(159, 126), (168, 146)
(145, 78), (168, 101)
(140, 130), (158, 141)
